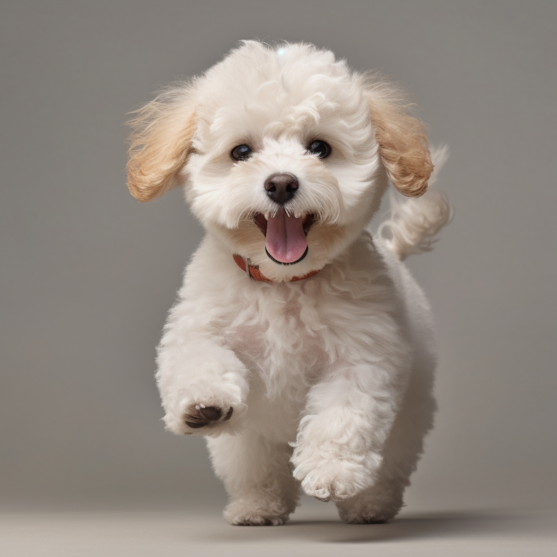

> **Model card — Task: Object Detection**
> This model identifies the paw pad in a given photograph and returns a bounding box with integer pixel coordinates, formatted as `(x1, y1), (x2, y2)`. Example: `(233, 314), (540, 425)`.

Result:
(184, 404), (233, 429)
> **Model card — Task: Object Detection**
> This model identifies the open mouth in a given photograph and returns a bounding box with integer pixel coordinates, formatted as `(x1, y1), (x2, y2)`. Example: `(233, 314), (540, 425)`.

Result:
(254, 210), (315, 265)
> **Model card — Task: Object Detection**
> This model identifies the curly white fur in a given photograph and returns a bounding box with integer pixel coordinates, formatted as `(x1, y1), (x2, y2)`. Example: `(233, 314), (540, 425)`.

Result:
(377, 146), (452, 260)
(127, 41), (451, 525)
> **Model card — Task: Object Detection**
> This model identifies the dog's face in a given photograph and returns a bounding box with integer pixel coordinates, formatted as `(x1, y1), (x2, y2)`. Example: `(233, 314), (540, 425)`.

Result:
(127, 41), (432, 281)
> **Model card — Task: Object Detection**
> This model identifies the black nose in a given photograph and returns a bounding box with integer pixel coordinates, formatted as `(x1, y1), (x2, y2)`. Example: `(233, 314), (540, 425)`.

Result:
(264, 173), (299, 205)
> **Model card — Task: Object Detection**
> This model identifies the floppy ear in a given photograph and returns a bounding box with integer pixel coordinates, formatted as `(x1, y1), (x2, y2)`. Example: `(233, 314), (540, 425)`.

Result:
(368, 89), (433, 197)
(127, 86), (197, 202)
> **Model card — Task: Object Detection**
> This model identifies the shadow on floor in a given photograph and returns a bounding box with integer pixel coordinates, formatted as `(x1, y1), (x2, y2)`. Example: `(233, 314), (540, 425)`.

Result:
(199, 509), (556, 545)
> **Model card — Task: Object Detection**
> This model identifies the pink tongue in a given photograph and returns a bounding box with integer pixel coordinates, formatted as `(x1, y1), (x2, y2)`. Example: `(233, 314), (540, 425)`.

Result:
(265, 209), (307, 264)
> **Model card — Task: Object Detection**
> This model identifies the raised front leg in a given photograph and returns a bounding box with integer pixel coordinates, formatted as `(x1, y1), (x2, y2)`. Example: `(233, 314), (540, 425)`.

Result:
(291, 340), (410, 503)
(157, 334), (249, 435)
(155, 293), (249, 436)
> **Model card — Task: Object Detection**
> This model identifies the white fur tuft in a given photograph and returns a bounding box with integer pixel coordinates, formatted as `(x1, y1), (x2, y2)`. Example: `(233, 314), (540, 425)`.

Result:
(377, 146), (452, 260)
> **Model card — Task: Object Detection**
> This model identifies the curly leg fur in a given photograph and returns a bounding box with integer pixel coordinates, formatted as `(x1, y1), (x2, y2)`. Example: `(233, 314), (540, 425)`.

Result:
(207, 434), (301, 526)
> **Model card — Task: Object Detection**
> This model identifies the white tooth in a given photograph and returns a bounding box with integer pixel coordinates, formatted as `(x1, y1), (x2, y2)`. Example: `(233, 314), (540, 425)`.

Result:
(264, 211), (270, 220)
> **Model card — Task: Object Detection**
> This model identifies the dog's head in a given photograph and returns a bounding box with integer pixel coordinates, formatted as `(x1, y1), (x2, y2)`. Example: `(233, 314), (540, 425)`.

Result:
(127, 41), (432, 281)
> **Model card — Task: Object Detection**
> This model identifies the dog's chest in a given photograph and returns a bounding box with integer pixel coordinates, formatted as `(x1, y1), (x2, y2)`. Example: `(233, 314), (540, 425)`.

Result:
(225, 290), (326, 385)
(220, 285), (328, 436)
(216, 259), (395, 439)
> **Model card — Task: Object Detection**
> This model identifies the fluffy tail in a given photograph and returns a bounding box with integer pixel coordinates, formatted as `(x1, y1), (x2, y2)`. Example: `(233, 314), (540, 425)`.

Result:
(377, 145), (453, 261)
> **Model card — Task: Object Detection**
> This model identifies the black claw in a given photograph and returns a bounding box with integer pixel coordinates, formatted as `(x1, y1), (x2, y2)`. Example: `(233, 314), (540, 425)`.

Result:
(223, 407), (234, 421)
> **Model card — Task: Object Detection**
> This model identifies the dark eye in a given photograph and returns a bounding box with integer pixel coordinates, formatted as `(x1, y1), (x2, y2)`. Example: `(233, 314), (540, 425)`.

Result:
(231, 144), (252, 161)
(307, 140), (331, 159)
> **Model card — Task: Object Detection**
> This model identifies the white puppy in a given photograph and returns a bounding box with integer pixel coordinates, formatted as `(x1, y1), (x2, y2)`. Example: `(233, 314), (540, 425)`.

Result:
(127, 41), (451, 525)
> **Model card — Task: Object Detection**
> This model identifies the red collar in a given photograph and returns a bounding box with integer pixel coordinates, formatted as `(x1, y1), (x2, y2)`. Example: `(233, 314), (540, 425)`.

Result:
(233, 254), (319, 283)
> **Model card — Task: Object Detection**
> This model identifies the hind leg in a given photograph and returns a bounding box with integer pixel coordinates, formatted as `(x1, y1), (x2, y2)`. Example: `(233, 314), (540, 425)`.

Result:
(335, 470), (406, 523)
(336, 366), (436, 523)
(207, 433), (300, 525)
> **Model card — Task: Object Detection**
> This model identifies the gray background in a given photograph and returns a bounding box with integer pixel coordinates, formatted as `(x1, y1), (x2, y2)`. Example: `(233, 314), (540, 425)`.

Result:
(1, 0), (556, 520)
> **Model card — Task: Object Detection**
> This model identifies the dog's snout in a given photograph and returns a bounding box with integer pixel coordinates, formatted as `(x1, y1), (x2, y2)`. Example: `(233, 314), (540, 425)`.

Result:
(264, 173), (299, 205)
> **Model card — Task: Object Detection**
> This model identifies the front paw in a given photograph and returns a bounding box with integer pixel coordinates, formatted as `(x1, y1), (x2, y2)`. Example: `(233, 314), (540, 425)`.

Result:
(183, 403), (233, 429)
(164, 385), (246, 436)
(292, 450), (381, 502)
(293, 459), (369, 502)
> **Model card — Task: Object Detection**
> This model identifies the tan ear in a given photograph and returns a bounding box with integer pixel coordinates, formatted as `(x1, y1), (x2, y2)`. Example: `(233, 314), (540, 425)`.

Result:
(126, 87), (197, 202)
(368, 91), (433, 197)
